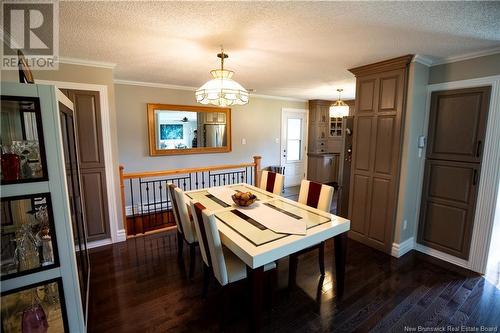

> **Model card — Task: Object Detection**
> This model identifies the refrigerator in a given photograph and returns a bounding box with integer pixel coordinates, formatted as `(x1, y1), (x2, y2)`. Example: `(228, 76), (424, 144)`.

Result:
(337, 116), (354, 218)
(204, 124), (226, 147)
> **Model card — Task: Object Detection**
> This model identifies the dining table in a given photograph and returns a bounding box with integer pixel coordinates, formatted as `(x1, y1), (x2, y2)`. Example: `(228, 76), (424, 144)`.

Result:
(184, 183), (351, 331)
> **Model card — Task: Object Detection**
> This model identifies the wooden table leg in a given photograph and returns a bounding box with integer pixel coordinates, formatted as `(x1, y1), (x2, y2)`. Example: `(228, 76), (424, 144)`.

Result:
(334, 232), (347, 298)
(250, 266), (264, 332)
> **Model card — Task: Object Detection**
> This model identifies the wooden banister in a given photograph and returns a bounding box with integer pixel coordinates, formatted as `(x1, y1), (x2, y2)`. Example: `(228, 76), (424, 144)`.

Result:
(119, 165), (127, 233)
(119, 156), (262, 238)
(121, 162), (257, 180)
(253, 155), (262, 187)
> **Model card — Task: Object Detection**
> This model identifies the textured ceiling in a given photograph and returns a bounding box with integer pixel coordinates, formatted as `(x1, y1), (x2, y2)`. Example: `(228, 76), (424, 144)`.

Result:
(59, 1), (500, 100)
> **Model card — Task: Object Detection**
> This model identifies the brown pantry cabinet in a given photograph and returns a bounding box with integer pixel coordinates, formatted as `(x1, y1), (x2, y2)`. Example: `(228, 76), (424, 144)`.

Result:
(417, 87), (491, 259)
(347, 55), (413, 253)
(59, 89), (110, 242)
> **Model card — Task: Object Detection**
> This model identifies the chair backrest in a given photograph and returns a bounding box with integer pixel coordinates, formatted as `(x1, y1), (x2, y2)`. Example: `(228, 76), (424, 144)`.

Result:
(172, 185), (196, 243)
(168, 184), (184, 235)
(189, 202), (211, 268)
(190, 201), (229, 286)
(260, 170), (285, 195)
(298, 179), (334, 212)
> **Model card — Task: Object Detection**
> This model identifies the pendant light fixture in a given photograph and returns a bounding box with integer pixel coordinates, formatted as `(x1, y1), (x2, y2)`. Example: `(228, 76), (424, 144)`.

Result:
(195, 47), (249, 107)
(329, 88), (349, 117)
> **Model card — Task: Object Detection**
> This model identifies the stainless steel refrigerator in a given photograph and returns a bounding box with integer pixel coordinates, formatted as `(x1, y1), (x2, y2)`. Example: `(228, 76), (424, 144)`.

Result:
(204, 124), (226, 147)
(337, 116), (354, 218)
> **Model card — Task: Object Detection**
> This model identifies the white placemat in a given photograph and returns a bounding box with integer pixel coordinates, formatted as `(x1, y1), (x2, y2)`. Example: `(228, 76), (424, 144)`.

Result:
(238, 202), (307, 235)
(207, 187), (237, 205)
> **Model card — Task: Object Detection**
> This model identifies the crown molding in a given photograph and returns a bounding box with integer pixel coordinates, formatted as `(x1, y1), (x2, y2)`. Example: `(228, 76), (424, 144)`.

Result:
(348, 54), (414, 77)
(114, 79), (197, 91)
(412, 54), (434, 67)
(113, 79), (307, 102)
(431, 46), (500, 66)
(58, 57), (116, 69)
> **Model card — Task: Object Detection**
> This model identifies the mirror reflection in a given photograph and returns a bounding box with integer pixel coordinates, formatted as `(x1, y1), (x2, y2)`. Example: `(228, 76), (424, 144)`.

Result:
(148, 104), (231, 156)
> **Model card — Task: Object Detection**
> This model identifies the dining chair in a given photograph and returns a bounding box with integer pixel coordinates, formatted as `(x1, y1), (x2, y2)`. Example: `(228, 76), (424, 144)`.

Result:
(189, 201), (276, 297)
(259, 170), (285, 195)
(289, 179), (334, 287)
(168, 184), (198, 278)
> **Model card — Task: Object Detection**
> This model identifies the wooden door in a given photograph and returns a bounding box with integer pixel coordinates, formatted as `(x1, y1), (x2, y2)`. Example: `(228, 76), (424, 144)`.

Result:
(347, 55), (413, 253)
(61, 89), (110, 242)
(417, 86), (491, 259)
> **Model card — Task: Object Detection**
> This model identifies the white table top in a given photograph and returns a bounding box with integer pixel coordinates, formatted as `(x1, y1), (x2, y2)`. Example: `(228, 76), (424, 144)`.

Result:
(185, 183), (351, 269)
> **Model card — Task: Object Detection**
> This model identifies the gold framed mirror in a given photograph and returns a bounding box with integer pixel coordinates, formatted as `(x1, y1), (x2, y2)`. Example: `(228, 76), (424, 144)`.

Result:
(147, 103), (232, 156)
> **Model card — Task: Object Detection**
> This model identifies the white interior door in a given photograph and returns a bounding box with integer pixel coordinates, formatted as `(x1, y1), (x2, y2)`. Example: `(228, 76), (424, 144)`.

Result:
(281, 109), (307, 188)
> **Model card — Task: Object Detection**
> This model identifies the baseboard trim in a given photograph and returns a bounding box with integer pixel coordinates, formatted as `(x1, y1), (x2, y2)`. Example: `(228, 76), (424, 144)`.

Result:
(87, 238), (112, 249)
(116, 229), (127, 242)
(391, 237), (415, 258)
(414, 243), (470, 270)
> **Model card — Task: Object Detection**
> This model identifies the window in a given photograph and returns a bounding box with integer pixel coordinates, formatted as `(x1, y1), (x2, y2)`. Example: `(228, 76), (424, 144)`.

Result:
(287, 118), (302, 162)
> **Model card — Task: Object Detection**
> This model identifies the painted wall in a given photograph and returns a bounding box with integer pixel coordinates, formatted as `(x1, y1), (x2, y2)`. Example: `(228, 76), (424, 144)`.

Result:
(115, 83), (307, 172)
(429, 53), (500, 84)
(393, 61), (430, 245)
(1, 64), (123, 231)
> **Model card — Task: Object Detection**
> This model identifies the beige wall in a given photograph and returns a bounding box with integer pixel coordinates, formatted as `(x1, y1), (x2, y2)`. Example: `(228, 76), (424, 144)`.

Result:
(429, 53), (500, 84)
(115, 83), (307, 172)
(394, 62), (430, 245)
(1, 64), (123, 230)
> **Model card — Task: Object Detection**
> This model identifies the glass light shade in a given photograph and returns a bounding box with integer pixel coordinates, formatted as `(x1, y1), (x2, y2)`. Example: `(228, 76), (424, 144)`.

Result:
(329, 100), (349, 118)
(195, 69), (249, 107)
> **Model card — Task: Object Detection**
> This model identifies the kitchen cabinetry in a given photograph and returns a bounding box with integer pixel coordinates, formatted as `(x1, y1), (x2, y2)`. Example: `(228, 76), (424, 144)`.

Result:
(307, 153), (339, 184)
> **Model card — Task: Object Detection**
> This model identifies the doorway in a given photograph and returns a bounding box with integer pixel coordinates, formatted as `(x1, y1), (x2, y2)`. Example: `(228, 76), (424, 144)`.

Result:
(36, 79), (122, 248)
(281, 108), (308, 188)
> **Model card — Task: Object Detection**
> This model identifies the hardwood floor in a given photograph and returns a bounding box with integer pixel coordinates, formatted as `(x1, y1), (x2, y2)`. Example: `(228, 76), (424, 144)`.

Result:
(88, 232), (500, 333)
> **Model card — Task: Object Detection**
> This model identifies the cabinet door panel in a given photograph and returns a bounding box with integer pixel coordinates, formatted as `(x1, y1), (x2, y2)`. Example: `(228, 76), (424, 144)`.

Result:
(379, 76), (398, 111)
(71, 91), (104, 168)
(427, 87), (491, 163)
(354, 117), (373, 171)
(374, 116), (395, 175)
(417, 160), (479, 259)
(350, 174), (370, 234)
(358, 78), (377, 113)
(80, 169), (109, 241)
(368, 177), (391, 243)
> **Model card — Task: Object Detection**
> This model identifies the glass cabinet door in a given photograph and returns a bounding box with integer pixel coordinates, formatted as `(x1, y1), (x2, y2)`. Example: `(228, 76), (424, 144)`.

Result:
(1, 96), (48, 184)
(59, 101), (89, 319)
(1, 193), (59, 279)
(1, 278), (68, 332)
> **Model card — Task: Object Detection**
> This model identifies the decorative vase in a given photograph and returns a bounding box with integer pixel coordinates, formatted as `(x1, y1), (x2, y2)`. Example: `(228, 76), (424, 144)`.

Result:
(21, 304), (49, 333)
(1, 153), (21, 181)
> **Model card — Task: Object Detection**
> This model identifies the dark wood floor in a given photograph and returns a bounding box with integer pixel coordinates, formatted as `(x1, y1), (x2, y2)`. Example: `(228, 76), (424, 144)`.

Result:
(88, 232), (500, 333)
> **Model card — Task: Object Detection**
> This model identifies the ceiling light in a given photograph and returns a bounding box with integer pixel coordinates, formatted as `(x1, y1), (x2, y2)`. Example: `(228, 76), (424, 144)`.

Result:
(329, 88), (349, 118)
(195, 47), (249, 107)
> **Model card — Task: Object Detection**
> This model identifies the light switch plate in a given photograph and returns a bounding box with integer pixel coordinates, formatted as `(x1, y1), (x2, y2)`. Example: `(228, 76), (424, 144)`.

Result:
(241, 138), (246, 145)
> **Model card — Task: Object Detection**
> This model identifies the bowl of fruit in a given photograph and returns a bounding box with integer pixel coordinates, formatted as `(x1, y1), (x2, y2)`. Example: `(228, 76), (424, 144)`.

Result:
(231, 191), (257, 207)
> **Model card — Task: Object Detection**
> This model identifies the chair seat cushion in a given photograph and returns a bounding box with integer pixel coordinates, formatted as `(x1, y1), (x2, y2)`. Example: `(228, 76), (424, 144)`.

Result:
(222, 248), (276, 284)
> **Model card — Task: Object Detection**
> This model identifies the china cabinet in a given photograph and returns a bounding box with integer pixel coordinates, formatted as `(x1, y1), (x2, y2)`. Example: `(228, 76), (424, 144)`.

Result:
(1, 82), (88, 332)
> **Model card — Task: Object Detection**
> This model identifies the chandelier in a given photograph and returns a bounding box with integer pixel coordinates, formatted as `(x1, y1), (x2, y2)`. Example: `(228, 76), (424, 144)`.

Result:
(195, 48), (249, 107)
(329, 88), (349, 117)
